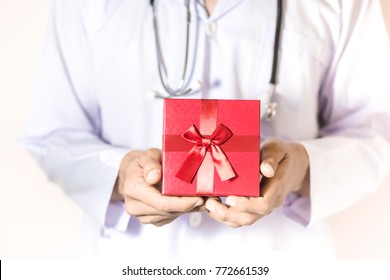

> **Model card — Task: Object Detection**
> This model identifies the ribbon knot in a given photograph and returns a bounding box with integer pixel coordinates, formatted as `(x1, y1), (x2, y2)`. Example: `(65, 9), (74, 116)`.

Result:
(202, 138), (211, 148)
(175, 124), (237, 183)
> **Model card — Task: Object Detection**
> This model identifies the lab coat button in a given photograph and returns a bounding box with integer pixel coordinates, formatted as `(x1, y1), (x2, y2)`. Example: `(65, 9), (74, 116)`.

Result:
(206, 21), (218, 36)
(189, 212), (202, 228)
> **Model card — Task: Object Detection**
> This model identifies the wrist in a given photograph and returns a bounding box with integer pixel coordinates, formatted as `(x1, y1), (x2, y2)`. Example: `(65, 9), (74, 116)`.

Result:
(290, 143), (310, 197)
(110, 151), (138, 202)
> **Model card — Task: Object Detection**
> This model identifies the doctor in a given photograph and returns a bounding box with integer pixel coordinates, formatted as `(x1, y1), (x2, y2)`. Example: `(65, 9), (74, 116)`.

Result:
(22, 0), (390, 260)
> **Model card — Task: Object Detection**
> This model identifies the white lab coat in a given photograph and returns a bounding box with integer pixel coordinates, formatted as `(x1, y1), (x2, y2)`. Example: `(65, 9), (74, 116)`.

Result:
(21, 0), (390, 260)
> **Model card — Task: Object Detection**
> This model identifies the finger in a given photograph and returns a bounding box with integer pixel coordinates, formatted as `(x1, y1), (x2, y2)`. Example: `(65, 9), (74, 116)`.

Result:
(154, 217), (177, 227)
(260, 139), (286, 178)
(131, 186), (204, 213)
(137, 215), (176, 225)
(191, 205), (208, 212)
(123, 149), (204, 213)
(222, 221), (241, 228)
(261, 181), (287, 210)
(226, 196), (273, 215)
(141, 148), (162, 185)
(199, 197), (222, 211)
(134, 205), (206, 217)
(124, 155), (204, 212)
(205, 199), (260, 226)
(259, 174), (283, 213)
(125, 197), (177, 216)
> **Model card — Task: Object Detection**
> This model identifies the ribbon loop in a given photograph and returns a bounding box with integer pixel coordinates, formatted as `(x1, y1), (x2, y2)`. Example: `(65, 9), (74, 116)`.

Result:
(175, 124), (237, 183)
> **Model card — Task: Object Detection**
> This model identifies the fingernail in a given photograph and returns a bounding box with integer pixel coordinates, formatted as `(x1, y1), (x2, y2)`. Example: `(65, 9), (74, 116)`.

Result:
(206, 203), (216, 213)
(147, 169), (160, 182)
(261, 162), (274, 177)
(226, 197), (237, 207)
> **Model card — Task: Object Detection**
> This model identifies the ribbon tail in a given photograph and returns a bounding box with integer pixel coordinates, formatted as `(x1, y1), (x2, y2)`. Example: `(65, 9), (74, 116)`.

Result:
(210, 145), (237, 181)
(175, 145), (207, 183)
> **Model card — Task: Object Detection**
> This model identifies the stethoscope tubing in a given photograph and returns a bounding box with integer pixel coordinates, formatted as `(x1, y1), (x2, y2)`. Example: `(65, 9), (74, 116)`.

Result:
(150, 0), (283, 120)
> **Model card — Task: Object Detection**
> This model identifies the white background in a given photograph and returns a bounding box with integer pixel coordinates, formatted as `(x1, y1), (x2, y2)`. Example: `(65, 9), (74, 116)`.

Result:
(0, 0), (389, 260)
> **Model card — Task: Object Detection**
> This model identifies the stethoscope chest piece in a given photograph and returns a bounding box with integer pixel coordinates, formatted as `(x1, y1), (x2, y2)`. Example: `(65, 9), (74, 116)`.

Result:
(259, 83), (278, 121)
(265, 101), (277, 120)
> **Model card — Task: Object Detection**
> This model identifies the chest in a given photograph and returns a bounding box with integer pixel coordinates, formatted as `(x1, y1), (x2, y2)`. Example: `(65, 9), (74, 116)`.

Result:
(89, 0), (340, 145)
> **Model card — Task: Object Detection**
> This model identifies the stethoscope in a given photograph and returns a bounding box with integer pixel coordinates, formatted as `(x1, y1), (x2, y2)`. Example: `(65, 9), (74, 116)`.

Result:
(149, 0), (283, 120)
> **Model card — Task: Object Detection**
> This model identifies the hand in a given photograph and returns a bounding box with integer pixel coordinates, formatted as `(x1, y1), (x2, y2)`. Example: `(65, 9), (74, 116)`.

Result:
(205, 138), (310, 227)
(112, 148), (204, 227)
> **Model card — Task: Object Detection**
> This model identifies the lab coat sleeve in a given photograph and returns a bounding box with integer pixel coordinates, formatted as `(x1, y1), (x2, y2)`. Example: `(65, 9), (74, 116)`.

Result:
(289, 0), (390, 227)
(20, 0), (129, 226)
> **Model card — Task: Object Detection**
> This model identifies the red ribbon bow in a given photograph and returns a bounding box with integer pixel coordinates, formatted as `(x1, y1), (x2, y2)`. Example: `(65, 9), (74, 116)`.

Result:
(175, 124), (237, 183)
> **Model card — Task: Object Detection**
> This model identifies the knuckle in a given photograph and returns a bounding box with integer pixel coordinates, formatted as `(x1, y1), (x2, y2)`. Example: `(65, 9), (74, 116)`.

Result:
(258, 199), (271, 214)
(155, 199), (169, 212)
(142, 150), (162, 173)
(144, 148), (161, 160)
(126, 150), (142, 164)
(270, 138), (284, 148)
(262, 138), (278, 149)
(262, 138), (286, 156)
(148, 147), (161, 154)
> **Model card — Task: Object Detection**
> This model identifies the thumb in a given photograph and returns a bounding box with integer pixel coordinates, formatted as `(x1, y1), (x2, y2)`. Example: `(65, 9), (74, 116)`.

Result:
(260, 139), (286, 178)
(141, 148), (163, 185)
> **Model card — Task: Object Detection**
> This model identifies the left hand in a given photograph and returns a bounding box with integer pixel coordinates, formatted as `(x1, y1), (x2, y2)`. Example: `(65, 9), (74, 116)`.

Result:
(205, 138), (310, 228)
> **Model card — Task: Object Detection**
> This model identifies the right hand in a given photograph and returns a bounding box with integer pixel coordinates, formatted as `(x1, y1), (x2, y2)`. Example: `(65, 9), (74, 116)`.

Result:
(113, 148), (205, 227)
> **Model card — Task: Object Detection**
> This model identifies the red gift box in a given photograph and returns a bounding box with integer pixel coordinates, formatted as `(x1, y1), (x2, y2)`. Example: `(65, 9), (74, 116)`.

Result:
(162, 99), (260, 197)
